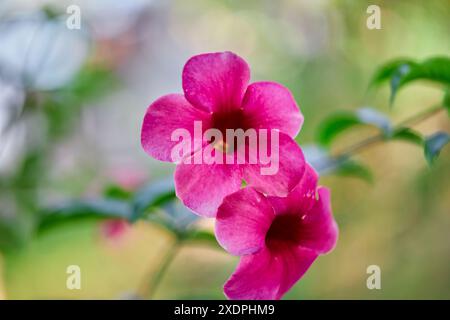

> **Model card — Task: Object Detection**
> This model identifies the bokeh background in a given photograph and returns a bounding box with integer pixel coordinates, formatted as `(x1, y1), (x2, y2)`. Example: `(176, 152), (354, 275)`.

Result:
(0, 0), (449, 299)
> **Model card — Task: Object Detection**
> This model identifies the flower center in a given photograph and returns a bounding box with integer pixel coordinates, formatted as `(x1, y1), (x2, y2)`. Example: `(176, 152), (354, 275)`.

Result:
(211, 109), (248, 137)
(210, 109), (249, 153)
(265, 214), (303, 250)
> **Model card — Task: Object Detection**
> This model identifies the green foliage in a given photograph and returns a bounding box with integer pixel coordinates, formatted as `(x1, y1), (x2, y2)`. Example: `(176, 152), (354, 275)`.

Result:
(424, 132), (450, 166)
(304, 145), (373, 183)
(179, 230), (218, 248)
(391, 128), (424, 146)
(333, 159), (374, 184)
(103, 185), (133, 200)
(317, 107), (392, 147)
(35, 179), (177, 234)
(0, 218), (25, 253)
(370, 56), (450, 105)
(131, 180), (177, 222)
(443, 88), (450, 114)
(369, 58), (417, 88)
(38, 199), (132, 233)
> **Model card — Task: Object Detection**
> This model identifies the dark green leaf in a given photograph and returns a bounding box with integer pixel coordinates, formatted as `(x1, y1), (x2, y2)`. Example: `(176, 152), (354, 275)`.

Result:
(38, 199), (131, 232)
(391, 127), (424, 146)
(424, 132), (450, 165)
(131, 179), (176, 222)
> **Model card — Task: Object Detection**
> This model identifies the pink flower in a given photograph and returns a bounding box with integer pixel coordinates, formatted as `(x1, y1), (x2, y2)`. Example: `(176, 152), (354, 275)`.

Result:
(215, 165), (338, 299)
(141, 51), (305, 217)
(99, 219), (130, 242)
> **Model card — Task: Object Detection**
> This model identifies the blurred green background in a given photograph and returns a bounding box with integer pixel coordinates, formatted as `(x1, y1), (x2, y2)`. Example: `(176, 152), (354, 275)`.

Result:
(0, 0), (449, 299)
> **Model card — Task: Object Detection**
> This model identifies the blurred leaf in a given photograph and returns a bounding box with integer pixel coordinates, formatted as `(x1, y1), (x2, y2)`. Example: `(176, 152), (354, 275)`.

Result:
(317, 107), (392, 147)
(64, 66), (117, 102)
(370, 57), (450, 105)
(103, 185), (133, 200)
(180, 229), (218, 247)
(317, 113), (360, 147)
(356, 107), (393, 136)
(0, 218), (24, 253)
(391, 127), (424, 146)
(443, 88), (450, 114)
(424, 132), (450, 166)
(334, 159), (373, 183)
(303, 145), (373, 183)
(369, 58), (417, 88)
(38, 199), (131, 232)
(131, 179), (176, 222)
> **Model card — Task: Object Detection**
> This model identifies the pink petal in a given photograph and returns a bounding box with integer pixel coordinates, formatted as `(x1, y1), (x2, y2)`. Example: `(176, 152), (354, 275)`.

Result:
(141, 94), (211, 162)
(243, 132), (305, 197)
(182, 52), (250, 112)
(242, 82), (303, 138)
(224, 246), (317, 300)
(174, 155), (242, 217)
(298, 187), (338, 254)
(268, 163), (318, 216)
(216, 188), (275, 256)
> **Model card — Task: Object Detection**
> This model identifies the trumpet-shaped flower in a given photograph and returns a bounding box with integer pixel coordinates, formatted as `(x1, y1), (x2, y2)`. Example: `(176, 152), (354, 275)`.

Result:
(141, 51), (305, 217)
(215, 165), (338, 299)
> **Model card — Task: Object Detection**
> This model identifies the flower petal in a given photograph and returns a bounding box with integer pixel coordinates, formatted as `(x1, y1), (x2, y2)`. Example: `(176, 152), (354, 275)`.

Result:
(268, 163), (318, 215)
(243, 132), (305, 197)
(242, 82), (303, 138)
(141, 94), (211, 162)
(298, 187), (338, 254)
(182, 52), (250, 112)
(224, 246), (317, 300)
(174, 156), (242, 217)
(216, 188), (274, 256)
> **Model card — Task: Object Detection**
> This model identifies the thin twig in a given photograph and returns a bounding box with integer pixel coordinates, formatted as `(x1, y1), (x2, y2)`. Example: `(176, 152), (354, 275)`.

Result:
(330, 105), (445, 161)
(137, 239), (181, 299)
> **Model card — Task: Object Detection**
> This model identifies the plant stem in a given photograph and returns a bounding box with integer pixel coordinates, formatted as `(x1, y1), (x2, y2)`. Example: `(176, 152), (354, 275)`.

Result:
(331, 105), (444, 160)
(137, 238), (181, 299)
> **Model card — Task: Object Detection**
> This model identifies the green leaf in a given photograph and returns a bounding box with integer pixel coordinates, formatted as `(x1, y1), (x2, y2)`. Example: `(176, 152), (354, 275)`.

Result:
(103, 184), (133, 200)
(391, 127), (424, 146)
(131, 179), (176, 222)
(370, 56), (450, 105)
(38, 199), (131, 232)
(180, 230), (218, 247)
(65, 66), (118, 102)
(443, 88), (450, 114)
(303, 145), (373, 183)
(334, 159), (373, 183)
(317, 113), (361, 147)
(0, 218), (25, 253)
(424, 132), (450, 165)
(369, 58), (416, 88)
(317, 107), (392, 147)
(391, 57), (450, 104)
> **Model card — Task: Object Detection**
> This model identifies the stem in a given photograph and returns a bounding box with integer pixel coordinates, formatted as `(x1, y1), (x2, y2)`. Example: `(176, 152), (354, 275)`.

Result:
(330, 105), (444, 161)
(137, 239), (181, 299)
